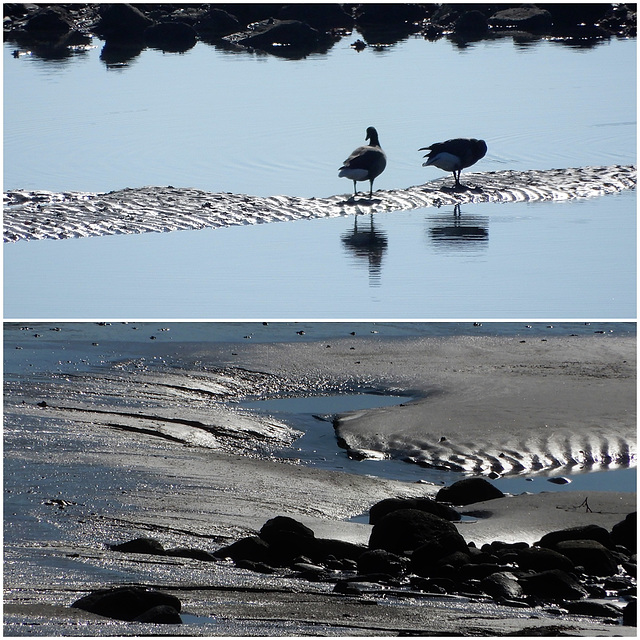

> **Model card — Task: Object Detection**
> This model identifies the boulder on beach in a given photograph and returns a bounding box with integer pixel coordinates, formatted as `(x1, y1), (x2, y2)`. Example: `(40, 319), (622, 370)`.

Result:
(554, 540), (619, 576)
(514, 546), (574, 573)
(369, 508), (467, 556)
(213, 535), (272, 564)
(480, 571), (524, 601)
(357, 549), (405, 576)
(71, 586), (181, 623)
(536, 523), (612, 549)
(369, 496), (461, 524)
(611, 512), (636, 552)
(259, 515), (316, 561)
(436, 477), (504, 506)
(519, 569), (589, 601)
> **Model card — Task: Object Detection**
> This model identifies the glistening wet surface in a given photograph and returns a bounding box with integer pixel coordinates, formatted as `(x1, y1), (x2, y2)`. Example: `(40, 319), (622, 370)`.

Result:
(237, 391), (637, 495)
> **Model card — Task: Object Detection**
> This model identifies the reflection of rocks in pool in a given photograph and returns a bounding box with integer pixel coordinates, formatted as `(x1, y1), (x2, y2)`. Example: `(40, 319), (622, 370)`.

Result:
(428, 205), (488, 249)
(341, 213), (388, 286)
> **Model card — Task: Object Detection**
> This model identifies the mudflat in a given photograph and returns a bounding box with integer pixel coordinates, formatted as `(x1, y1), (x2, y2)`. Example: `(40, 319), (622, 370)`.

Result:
(3, 329), (636, 635)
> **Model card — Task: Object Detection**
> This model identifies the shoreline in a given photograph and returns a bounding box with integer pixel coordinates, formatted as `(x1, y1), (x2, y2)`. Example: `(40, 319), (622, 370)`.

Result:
(3, 328), (636, 635)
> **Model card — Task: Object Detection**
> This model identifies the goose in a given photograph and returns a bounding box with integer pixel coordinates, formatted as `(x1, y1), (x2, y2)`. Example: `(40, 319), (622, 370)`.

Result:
(420, 138), (487, 188)
(339, 126), (387, 198)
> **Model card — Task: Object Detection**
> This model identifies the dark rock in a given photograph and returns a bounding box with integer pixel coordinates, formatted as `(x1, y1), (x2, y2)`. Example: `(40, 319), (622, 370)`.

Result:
(196, 8), (241, 37)
(277, 4), (353, 30)
(564, 600), (622, 619)
(110, 537), (165, 555)
(25, 7), (73, 34)
(72, 586), (181, 623)
(554, 540), (619, 576)
(454, 10), (488, 35)
(519, 569), (589, 601)
(355, 4), (428, 27)
(369, 509), (467, 556)
(369, 496), (461, 524)
(94, 4), (153, 42)
(313, 538), (366, 563)
(234, 558), (277, 573)
(488, 6), (554, 32)
(458, 562), (510, 581)
(410, 576), (447, 594)
(357, 549), (405, 576)
(611, 512), (636, 553)
(515, 546), (574, 573)
(623, 599), (637, 626)
(411, 540), (470, 578)
(537, 524), (612, 549)
(481, 571), (524, 600)
(132, 604), (182, 624)
(238, 20), (321, 52)
(544, 4), (610, 28)
(436, 478), (504, 506)
(165, 547), (217, 561)
(144, 22), (197, 52)
(334, 579), (384, 595)
(259, 515), (316, 561)
(213, 535), (271, 564)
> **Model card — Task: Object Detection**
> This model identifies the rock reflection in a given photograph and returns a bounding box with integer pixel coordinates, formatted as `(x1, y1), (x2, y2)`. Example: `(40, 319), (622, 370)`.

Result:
(341, 213), (388, 287)
(427, 204), (488, 251)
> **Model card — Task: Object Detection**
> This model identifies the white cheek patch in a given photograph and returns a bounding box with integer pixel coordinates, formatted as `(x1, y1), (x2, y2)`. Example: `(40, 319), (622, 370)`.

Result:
(338, 168), (369, 181)
(423, 152), (460, 172)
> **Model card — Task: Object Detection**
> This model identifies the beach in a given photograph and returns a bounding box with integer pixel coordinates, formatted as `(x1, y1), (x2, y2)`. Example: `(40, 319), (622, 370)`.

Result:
(3, 324), (636, 635)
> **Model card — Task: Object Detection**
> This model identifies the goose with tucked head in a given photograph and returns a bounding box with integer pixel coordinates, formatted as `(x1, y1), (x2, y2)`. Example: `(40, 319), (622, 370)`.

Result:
(339, 126), (387, 198)
(420, 138), (487, 188)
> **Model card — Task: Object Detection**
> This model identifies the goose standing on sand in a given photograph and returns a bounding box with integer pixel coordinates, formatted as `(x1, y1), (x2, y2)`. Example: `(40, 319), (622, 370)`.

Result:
(420, 138), (487, 188)
(339, 126), (387, 199)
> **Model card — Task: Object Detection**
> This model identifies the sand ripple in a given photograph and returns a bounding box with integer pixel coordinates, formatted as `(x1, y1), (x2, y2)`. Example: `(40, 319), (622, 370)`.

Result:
(4, 165), (635, 243)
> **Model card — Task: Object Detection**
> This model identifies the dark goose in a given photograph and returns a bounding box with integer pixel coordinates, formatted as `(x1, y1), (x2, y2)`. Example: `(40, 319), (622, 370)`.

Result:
(339, 126), (387, 198)
(420, 138), (487, 188)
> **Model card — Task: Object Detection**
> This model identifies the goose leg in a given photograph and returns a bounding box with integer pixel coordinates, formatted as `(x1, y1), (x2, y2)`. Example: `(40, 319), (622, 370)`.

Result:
(352, 181), (357, 197)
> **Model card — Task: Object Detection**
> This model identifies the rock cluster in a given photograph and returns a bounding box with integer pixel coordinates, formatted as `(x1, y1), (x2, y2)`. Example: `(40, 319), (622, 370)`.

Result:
(4, 3), (636, 62)
(98, 479), (636, 626)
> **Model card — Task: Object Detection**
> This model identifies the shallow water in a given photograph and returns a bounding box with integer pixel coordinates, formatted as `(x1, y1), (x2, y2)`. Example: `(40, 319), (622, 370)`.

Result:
(3, 34), (636, 320)
(4, 192), (636, 318)
(3, 35), (636, 195)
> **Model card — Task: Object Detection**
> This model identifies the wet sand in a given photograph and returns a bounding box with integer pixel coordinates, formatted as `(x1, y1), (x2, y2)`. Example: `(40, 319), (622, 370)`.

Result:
(3, 330), (636, 635)
(4, 165), (636, 242)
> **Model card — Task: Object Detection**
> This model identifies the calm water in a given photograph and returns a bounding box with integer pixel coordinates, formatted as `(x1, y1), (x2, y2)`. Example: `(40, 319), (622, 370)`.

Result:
(3, 34), (637, 319)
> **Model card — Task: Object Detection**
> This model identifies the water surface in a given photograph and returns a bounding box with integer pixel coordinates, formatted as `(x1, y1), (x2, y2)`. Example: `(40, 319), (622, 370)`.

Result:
(3, 34), (636, 319)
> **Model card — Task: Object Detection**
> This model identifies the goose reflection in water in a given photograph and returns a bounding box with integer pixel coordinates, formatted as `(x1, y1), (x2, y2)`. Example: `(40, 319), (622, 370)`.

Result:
(341, 213), (388, 286)
(428, 204), (489, 250)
